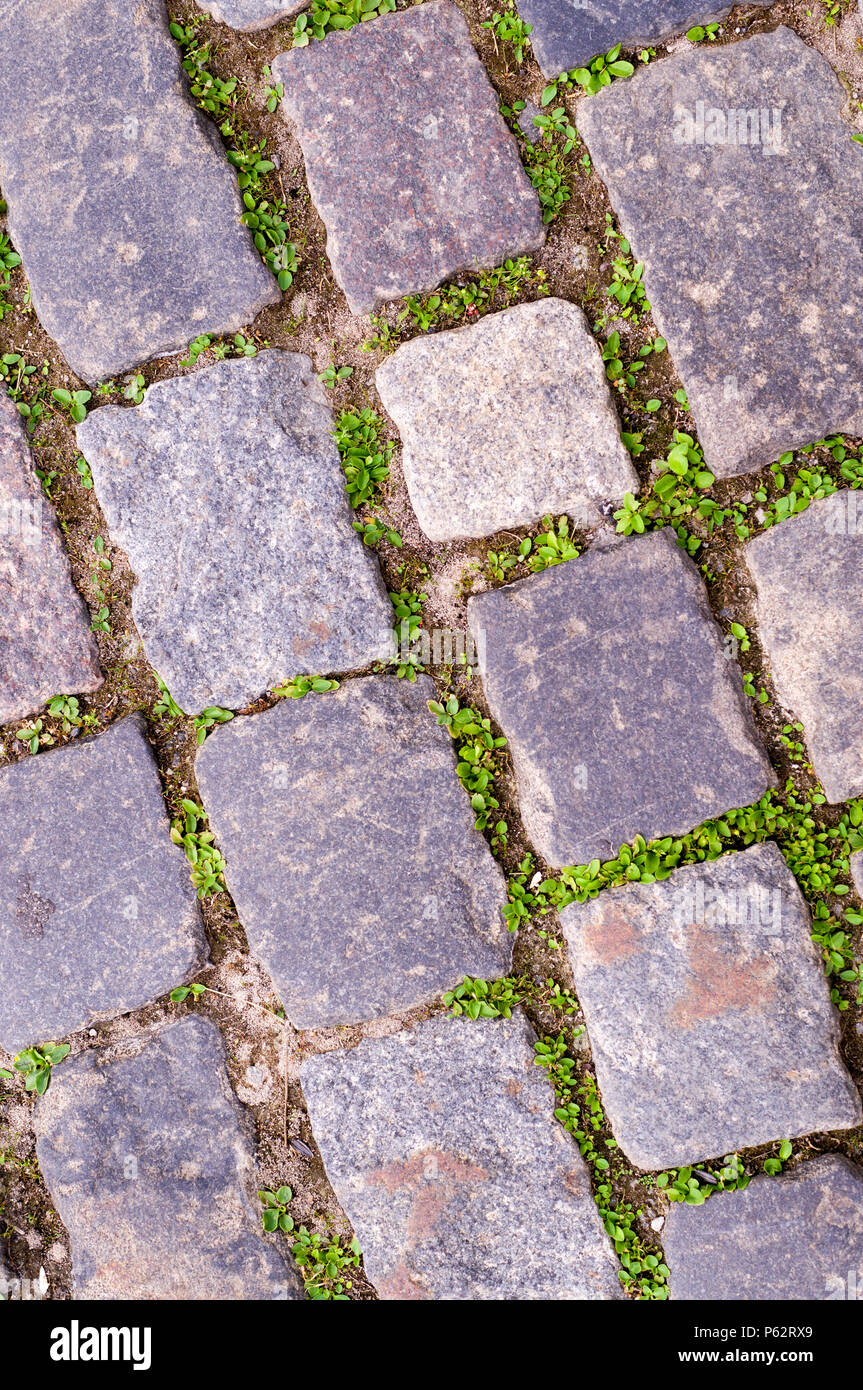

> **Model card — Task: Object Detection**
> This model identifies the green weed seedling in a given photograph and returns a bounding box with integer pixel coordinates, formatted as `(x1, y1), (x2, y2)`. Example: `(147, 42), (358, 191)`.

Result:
(11, 1043), (70, 1095)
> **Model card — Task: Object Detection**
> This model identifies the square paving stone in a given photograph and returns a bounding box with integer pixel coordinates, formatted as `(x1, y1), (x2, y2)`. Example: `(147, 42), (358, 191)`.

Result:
(561, 844), (862, 1170)
(0, 0), (278, 384)
(745, 493), (863, 803)
(76, 352), (394, 715)
(375, 297), (637, 542)
(196, 675), (511, 1028)
(851, 851), (863, 901)
(467, 529), (774, 868)
(301, 1013), (623, 1299)
(35, 1016), (303, 1299)
(576, 27), (863, 478)
(194, 0), (304, 28)
(664, 1155), (863, 1300)
(518, 1), (774, 79)
(271, 1), (544, 316)
(0, 715), (206, 1055)
(0, 393), (102, 726)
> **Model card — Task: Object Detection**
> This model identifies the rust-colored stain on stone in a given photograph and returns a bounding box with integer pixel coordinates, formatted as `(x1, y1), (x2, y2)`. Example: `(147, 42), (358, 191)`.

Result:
(368, 1147), (487, 1245)
(583, 904), (643, 964)
(376, 1260), (433, 1301)
(667, 924), (775, 1030)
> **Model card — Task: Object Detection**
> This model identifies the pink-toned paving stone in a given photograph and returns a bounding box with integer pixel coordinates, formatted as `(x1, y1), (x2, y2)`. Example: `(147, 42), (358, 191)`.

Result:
(272, 1), (544, 315)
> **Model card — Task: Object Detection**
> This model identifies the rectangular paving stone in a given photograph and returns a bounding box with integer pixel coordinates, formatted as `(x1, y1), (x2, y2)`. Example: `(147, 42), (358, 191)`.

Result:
(375, 297), (637, 542)
(196, 676), (511, 1028)
(745, 492), (863, 804)
(576, 27), (863, 478)
(664, 1155), (863, 1301)
(35, 1016), (303, 1299)
(518, 0), (774, 79)
(271, 1), (544, 315)
(467, 529), (774, 868)
(194, 0), (304, 28)
(301, 1013), (623, 1299)
(0, 0), (278, 384)
(561, 844), (862, 1170)
(76, 352), (394, 714)
(0, 715), (206, 1055)
(1, 393), (102, 725)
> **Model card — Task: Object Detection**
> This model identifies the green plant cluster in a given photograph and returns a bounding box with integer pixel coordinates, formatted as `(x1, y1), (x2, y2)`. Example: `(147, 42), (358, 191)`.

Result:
(292, 1228), (363, 1300)
(292, 0), (395, 45)
(170, 20), (299, 290)
(540, 45), (634, 104)
(428, 696), (508, 843)
(364, 258), (546, 350)
(534, 1034), (669, 1298)
(170, 800), (228, 898)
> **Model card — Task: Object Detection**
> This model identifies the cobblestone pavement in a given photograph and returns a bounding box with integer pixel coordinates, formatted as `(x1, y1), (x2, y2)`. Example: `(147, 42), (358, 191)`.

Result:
(1, 0), (863, 1303)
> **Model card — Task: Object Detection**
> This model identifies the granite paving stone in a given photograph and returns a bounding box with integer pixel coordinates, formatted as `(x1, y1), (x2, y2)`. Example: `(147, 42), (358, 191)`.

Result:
(300, 1013), (623, 1299)
(745, 492), (863, 804)
(518, 0), (773, 79)
(271, 1), (544, 315)
(76, 352), (394, 714)
(35, 1016), (303, 1299)
(0, 394), (102, 726)
(0, 0), (278, 384)
(194, 0), (305, 29)
(576, 27), (863, 477)
(664, 1155), (863, 1300)
(375, 298), (637, 542)
(196, 676), (511, 1028)
(0, 715), (206, 1055)
(561, 844), (862, 1171)
(467, 529), (774, 868)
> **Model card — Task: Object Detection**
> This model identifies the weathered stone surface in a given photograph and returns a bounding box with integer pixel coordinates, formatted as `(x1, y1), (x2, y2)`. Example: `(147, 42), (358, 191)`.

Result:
(745, 492), (863, 804)
(76, 353), (393, 714)
(0, 716), (206, 1054)
(576, 27), (863, 477)
(194, 0), (304, 29)
(665, 1155), (863, 1300)
(375, 298), (636, 542)
(468, 529), (774, 867)
(196, 676), (510, 1028)
(518, 0), (773, 79)
(301, 1013), (622, 1299)
(0, 394), (102, 725)
(35, 1016), (303, 1299)
(272, 1), (544, 315)
(0, 0), (278, 384)
(561, 844), (861, 1170)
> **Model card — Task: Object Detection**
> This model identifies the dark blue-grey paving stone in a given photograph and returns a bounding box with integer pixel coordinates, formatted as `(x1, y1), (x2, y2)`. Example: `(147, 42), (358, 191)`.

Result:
(301, 1013), (623, 1299)
(272, 1), (544, 315)
(561, 844), (862, 1171)
(0, 715), (206, 1055)
(196, 676), (511, 1028)
(517, 0), (774, 79)
(0, 0), (278, 383)
(665, 1155), (863, 1300)
(576, 27), (863, 478)
(194, 0), (304, 28)
(745, 493), (863, 804)
(375, 297), (637, 542)
(467, 529), (774, 868)
(0, 393), (102, 725)
(76, 352), (393, 715)
(35, 1016), (303, 1299)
